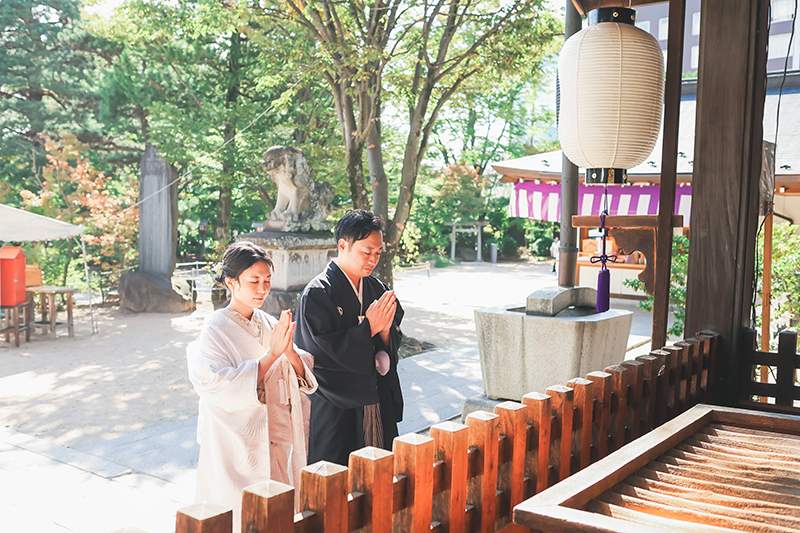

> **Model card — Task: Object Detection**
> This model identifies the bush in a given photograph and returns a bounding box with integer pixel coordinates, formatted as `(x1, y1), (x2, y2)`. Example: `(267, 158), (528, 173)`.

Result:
(623, 234), (689, 338)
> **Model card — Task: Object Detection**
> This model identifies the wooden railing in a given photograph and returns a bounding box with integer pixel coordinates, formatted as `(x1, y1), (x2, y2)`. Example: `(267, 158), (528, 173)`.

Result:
(173, 330), (719, 533)
(740, 327), (800, 414)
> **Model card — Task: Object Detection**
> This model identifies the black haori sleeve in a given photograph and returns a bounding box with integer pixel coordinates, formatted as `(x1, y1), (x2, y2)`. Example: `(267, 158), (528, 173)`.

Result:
(294, 273), (379, 409)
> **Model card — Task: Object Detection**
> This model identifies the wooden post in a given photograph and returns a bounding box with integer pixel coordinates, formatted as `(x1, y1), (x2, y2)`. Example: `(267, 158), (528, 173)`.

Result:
(775, 331), (798, 407)
(241, 480), (294, 533)
(652, 0), (687, 350)
(175, 503), (232, 533)
(522, 392), (551, 493)
(586, 371), (612, 462)
(621, 359), (644, 441)
(650, 349), (670, 426)
(662, 345), (682, 418)
(674, 341), (692, 411)
(430, 421), (469, 533)
(695, 332), (715, 402)
(741, 328), (758, 403)
(603, 365), (628, 452)
(301, 461), (349, 533)
(683, 337), (703, 406)
(683, 0), (769, 407)
(545, 385), (574, 484)
(349, 447), (394, 533)
(761, 210), (773, 402)
(465, 411), (500, 533)
(393, 433), (435, 533)
(634, 354), (658, 433)
(566, 377), (593, 472)
(494, 401), (529, 532)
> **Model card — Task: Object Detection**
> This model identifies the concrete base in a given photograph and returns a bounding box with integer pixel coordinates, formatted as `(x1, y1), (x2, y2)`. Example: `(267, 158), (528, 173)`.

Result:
(461, 394), (504, 423)
(474, 305), (632, 401)
(238, 231), (336, 315)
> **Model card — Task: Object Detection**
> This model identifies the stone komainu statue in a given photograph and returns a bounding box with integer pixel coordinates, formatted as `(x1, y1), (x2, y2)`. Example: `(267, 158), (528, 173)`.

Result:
(261, 146), (334, 233)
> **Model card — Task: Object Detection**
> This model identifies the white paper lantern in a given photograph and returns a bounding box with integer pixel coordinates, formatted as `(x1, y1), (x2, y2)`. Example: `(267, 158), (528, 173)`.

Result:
(558, 8), (664, 184)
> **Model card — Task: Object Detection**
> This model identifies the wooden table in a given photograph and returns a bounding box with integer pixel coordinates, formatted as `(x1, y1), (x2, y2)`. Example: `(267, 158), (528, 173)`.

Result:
(514, 404), (800, 532)
(0, 301), (32, 347)
(26, 285), (75, 340)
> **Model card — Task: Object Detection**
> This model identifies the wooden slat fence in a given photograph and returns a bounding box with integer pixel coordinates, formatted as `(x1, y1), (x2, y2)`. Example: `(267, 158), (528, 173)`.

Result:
(739, 327), (800, 414)
(173, 330), (719, 533)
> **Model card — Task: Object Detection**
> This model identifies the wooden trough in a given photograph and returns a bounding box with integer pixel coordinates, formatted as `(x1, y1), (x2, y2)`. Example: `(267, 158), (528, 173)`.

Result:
(513, 403), (800, 532)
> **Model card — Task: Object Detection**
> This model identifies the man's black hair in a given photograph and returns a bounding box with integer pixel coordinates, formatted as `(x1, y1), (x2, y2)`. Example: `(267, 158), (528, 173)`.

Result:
(334, 209), (383, 244)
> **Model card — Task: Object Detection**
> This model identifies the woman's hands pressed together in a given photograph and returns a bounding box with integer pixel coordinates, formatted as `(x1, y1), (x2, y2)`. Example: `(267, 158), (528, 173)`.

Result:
(259, 310), (305, 381)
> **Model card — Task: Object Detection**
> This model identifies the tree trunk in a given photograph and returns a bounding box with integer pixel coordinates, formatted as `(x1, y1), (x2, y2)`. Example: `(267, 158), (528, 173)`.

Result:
(215, 32), (241, 244)
(367, 98), (393, 287)
(293, 83), (312, 145)
(345, 142), (370, 211)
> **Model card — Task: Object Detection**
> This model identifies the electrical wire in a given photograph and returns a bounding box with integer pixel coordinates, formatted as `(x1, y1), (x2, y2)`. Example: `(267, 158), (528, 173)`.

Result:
(120, 79), (303, 216)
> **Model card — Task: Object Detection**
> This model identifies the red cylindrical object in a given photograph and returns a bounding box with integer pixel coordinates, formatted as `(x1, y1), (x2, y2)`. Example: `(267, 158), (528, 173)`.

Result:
(0, 246), (27, 306)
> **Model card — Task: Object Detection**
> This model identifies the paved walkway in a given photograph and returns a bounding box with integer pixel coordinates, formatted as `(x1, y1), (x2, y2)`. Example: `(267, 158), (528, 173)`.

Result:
(0, 261), (666, 532)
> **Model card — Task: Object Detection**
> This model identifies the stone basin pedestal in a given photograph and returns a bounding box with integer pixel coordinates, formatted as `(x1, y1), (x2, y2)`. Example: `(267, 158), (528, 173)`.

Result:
(474, 286), (632, 401)
(237, 231), (336, 315)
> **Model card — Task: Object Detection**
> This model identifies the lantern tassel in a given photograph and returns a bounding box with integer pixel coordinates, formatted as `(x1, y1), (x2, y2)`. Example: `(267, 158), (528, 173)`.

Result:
(590, 197), (617, 313)
(597, 268), (611, 312)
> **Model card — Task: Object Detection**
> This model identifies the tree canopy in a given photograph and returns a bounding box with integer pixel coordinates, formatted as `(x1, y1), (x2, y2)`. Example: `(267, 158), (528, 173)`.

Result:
(1, 0), (563, 285)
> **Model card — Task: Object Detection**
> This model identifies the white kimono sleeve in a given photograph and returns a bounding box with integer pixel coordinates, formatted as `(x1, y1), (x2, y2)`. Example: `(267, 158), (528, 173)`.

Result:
(187, 328), (269, 413)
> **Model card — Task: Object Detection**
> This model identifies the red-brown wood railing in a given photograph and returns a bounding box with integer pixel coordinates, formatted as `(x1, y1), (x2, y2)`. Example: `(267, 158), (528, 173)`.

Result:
(172, 330), (719, 533)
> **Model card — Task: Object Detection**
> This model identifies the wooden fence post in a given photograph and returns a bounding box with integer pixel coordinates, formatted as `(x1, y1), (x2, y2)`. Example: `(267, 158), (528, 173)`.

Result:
(301, 461), (349, 533)
(776, 330), (798, 407)
(694, 333), (711, 402)
(522, 392), (551, 493)
(431, 421), (469, 533)
(634, 354), (658, 433)
(683, 337), (703, 406)
(649, 349), (670, 425)
(661, 345), (682, 419)
(587, 371), (612, 462)
(176, 503), (232, 533)
(740, 328), (757, 403)
(241, 480), (294, 533)
(674, 341), (692, 411)
(566, 377), (593, 473)
(621, 359), (644, 441)
(698, 330), (719, 403)
(545, 385), (574, 485)
(603, 365), (628, 452)
(349, 447), (394, 533)
(393, 433), (435, 533)
(494, 401), (529, 532)
(466, 411), (500, 533)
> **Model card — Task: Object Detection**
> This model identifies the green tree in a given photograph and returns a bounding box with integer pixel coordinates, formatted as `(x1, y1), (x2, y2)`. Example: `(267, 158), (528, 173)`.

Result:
(260, 0), (561, 285)
(0, 0), (127, 204)
(89, 0), (344, 248)
(624, 234), (689, 338)
(755, 222), (800, 349)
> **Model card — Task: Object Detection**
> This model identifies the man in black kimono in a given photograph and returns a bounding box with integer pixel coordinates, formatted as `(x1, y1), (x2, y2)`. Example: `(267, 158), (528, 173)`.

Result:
(294, 209), (404, 466)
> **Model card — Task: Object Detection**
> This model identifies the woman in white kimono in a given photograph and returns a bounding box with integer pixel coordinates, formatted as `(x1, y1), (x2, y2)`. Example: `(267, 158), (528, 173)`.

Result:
(187, 241), (317, 530)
